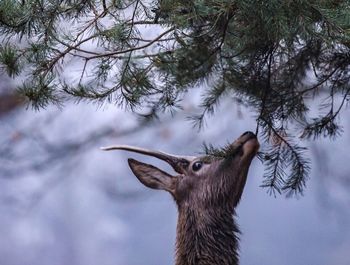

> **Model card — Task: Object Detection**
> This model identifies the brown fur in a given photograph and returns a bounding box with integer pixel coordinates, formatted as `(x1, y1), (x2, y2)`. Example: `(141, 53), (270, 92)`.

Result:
(103, 132), (259, 265)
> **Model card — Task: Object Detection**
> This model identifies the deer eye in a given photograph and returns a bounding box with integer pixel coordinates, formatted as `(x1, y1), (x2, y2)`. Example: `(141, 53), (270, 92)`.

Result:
(192, 161), (203, 171)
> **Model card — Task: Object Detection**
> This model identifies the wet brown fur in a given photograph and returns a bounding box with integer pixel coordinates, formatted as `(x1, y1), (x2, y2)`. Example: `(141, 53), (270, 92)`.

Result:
(173, 158), (247, 265)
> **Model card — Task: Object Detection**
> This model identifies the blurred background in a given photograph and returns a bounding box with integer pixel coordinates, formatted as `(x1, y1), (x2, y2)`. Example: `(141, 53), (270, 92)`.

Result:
(0, 74), (349, 265)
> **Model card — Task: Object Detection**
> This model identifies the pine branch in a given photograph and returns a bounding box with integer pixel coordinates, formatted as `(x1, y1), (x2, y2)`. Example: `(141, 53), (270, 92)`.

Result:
(191, 81), (227, 129)
(85, 27), (175, 60)
(259, 119), (311, 196)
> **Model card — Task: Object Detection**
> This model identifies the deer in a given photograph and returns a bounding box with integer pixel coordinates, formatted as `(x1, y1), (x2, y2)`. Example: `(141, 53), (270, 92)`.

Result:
(101, 131), (259, 265)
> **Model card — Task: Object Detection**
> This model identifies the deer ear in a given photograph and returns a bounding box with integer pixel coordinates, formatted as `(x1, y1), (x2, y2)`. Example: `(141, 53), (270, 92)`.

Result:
(128, 158), (177, 193)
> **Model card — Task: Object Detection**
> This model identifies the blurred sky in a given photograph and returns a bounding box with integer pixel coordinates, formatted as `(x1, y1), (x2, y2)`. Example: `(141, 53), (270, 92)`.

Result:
(0, 86), (349, 265)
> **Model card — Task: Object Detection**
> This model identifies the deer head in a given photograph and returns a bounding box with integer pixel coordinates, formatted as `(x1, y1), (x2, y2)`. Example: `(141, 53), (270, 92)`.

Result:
(102, 131), (259, 265)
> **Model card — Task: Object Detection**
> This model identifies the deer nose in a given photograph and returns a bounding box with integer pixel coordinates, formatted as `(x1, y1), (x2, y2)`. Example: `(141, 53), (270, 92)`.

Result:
(242, 131), (256, 138)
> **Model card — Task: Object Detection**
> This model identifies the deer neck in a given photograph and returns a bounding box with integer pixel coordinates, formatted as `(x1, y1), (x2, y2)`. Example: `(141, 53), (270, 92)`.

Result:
(175, 203), (239, 265)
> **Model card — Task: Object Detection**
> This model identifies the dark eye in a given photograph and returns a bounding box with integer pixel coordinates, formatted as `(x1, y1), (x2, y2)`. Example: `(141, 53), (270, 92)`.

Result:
(192, 161), (203, 171)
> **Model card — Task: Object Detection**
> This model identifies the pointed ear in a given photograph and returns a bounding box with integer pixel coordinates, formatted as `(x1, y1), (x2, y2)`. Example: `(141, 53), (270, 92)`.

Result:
(127, 158), (177, 194)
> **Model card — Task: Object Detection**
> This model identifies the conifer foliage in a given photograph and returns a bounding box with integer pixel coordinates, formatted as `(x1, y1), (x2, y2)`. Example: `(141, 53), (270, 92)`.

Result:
(0, 0), (349, 196)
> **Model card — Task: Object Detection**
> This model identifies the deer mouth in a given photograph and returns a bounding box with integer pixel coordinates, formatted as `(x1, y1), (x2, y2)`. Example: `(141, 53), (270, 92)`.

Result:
(239, 131), (260, 159)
